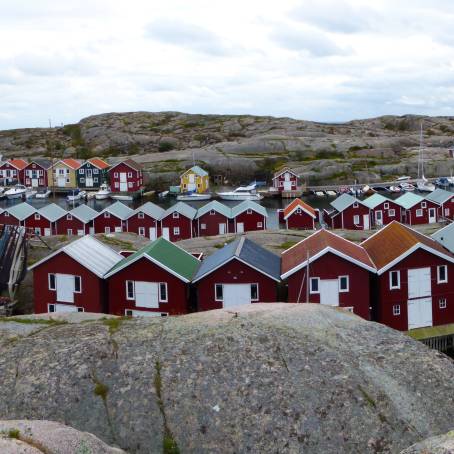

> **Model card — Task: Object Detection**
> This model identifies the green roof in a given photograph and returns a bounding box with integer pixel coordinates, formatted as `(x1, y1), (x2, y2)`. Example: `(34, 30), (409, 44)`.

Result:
(105, 237), (200, 281)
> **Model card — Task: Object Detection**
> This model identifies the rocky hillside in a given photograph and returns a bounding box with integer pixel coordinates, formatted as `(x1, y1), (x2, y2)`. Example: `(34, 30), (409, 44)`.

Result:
(0, 305), (453, 453)
(2, 112), (454, 187)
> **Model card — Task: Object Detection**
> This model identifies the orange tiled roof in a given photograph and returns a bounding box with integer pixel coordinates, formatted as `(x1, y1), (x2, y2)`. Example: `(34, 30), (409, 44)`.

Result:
(88, 157), (110, 169)
(283, 198), (316, 219)
(8, 159), (28, 170)
(361, 221), (454, 270)
(60, 159), (82, 170)
(281, 229), (374, 276)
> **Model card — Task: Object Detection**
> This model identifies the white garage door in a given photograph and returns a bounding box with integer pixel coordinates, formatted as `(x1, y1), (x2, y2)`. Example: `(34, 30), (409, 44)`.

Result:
(53, 304), (78, 313)
(320, 280), (339, 306)
(408, 297), (433, 329)
(283, 181), (292, 190)
(119, 173), (128, 191)
(408, 268), (431, 299)
(56, 274), (75, 303)
(223, 284), (251, 308)
(135, 281), (159, 308)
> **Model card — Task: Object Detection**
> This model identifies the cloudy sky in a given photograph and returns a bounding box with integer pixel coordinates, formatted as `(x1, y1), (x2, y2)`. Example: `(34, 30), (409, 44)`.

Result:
(1, 0), (454, 129)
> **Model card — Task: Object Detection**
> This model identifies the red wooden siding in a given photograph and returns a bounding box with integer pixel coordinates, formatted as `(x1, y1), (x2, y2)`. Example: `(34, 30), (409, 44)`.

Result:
(160, 214), (194, 242)
(94, 213), (126, 234)
(33, 252), (107, 313)
(107, 257), (190, 315)
(286, 211), (315, 229)
(127, 214), (161, 239)
(109, 162), (143, 193)
(401, 200), (440, 225)
(0, 213), (20, 226)
(23, 214), (52, 236)
(196, 258), (278, 311)
(55, 216), (90, 235)
(370, 201), (402, 226)
(0, 163), (24, 184)
(197, 212), (230, 236)
(273, 171), (298, 191)
(329, 204), (371, 230)
(23, 163), (48, 187)
(234, 211), (266, 232)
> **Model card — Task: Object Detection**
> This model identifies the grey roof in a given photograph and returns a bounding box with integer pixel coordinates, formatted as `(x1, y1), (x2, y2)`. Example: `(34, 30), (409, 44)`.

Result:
(29, 235), (123, 278)
(131, 201), (165, 220)
(432, 223), (454, 254)
(196, 200), (232, 219)
(7, 203), (36, 221)
(231, 200), (268, 218)
(193, 237), (281, 282)
(362, 193), (390, 209)
(162, 202), (197, 220)
(425, 188), (454, 205)
(31, 159), (53, 169)
(101, 201), (134, 220)
(69, 204), (99, 223)
(395, 192), (424, 209)
(330, 193), (359, 212)
(182, 165), (208, 177)
(38, 203), (67, 222)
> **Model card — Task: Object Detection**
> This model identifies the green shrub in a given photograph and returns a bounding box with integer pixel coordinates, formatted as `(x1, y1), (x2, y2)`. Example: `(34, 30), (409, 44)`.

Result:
(159, 141), (175, 152)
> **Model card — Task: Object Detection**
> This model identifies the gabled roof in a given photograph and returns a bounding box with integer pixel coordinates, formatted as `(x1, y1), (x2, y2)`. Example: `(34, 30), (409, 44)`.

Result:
(394, 192), (424, 209)
(181, 165), (208, 177)
(29, 235), (124, 278)
(161, 202), (197, 220)
(100, 201), (134, 220)
(105, 237), (200, 282)
(362, 193), (391, 209)
(330, 193), (361, 212)
(87, 157), (110, 170)
(281, 229), (375, 279)
(109, 159), (142, 172)
(283, 198), (316, 220)
(425, 188), (454, 205)
(272, 167), (298, 180)
(6, 203), (36, 221)
(38, 203), (67, 222)
(193, 237), (281, 282)
(196, 200), (232, 219)
(60, 158), (82, 170)
(362, 221), (454, 274)
(28, 159), (52, 169)
(7, 159), (28, 170)
(231, 200), (268, 218)
(69, 204), (99, 223)
(432, 222), (454, 253)
(131, 201), (165, 220)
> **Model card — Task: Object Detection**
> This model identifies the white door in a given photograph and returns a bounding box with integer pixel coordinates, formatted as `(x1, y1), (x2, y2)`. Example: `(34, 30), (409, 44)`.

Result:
(375, 210), (383, 226)
(363, 214), (370, 230)
(89, 227), (94, 235)
(236, 222), (244, 233)
(77, 229), (84, 236)
(56, 274), (75, 303)
(319, 280), (339, 306)
(408, 297), (433, 329)
(149, 227), (157, 240)
(283, 181), (292, 190)
(408, 268), (431, 299)
(187, 174), (196, 191)
(135, 282), (159, 308)
(120, 173), (128, 191)
(223, 284), (251, 308)
(219, 223), (227, 235)
(44, 228), (51, 236)
(162, 227), (170, 240)
(31, 178), (39, 188)
(53, 304), (78, 313)
(428, 208), (436, 224)
(115, 226), (122, 233)
(58, 176), (66, 187)
(85, 169), (93, 187)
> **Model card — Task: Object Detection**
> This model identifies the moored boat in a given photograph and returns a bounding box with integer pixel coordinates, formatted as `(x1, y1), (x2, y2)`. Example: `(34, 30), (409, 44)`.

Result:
(5, 185), (27, 199)
(110, 194), (134, 201)
(95, 184), (111, 200)
(66, 189), (87, 202)
(36, 188), (51, 199)
(217, 184), (263, 201)
(177, 192), (212, 201)
(399, 182), (416, 191)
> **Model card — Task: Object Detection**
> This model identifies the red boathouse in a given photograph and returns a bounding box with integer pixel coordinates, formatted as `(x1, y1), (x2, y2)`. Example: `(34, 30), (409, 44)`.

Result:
(282, 198), (317, 230)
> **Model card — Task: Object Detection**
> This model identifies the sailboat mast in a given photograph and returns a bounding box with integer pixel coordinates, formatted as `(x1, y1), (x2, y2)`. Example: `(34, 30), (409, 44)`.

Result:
(419, 121), (424, 180)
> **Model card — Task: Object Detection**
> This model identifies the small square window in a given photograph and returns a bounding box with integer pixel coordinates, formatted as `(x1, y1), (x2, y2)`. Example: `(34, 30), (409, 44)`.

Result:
(201, 223), (206, 229)
(210, 210), (216, 215)
(34, 213), (40, 220)
(67, 214), (73, 220)
(80, 169), (85, 175)
(172, 212), (179, 219)
(247, 209), (252, 214)
(393, 305), (401, 316)
(173, 227), (180, 235)
(48, 304), (56, 313)
(257, 222), (263, 228)
(416, 209), (423, 218)
(296, 208), (302, 214)
(310, 277), (320, 294)
(104, 212), (110, 218)
(389, 270), (400, 289)
(80, 178), (85, 183)
(251, 283), (259, 301)
(138, 227), (145, 236)
(421, 201), (427, 208)
(138, 212), (144, 219)
(125, 309), (133, 316)
(388, 209), (395, 217)
(384, 202), (389, 209)
(439, 298), (447, 309)
(353, 202), (359, 208)
(77, 307), (84, 312)
(215, 284), (223, 301)
(339, 276), (349, 292)
(437, 265), (448, 284)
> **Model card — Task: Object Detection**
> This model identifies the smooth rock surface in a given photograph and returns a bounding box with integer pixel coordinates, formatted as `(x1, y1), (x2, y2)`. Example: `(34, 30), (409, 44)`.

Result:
(401, 430), (454, 454)
(0, 304), (453, 453)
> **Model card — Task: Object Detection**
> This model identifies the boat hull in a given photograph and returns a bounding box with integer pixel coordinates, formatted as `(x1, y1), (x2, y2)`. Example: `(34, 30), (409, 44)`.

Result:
(110, 195), (134, 201)
(6, 192), (25, 199)
(217, 194), (263, 201)
(177, 194), (212, 201)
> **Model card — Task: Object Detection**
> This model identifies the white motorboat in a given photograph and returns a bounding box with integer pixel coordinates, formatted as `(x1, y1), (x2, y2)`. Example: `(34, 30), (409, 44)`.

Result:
(387, 185), (401, 193)
(25, 189), (37, 199)
(217, 184), (263, 201)
(66, 189), (87, 202)
(177, 192), (212, 201)
(315, 191), (325, 196)
(5, 185), (27, 199)
(400, 182), (416, 191)
(396, 175), (411, 181)
(110, 194), (134, 201)
(95, 184), (111, 200)
(416, 178), (435, 192)
(158, 190), (169, 198)
(36, 188), (51, 199)
(325, 190), (337, 196)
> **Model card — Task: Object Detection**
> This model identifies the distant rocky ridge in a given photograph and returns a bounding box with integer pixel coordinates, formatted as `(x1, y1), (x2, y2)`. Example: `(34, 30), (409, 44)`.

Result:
(0, 304), (453, 453)
(2, 112), (454, 187)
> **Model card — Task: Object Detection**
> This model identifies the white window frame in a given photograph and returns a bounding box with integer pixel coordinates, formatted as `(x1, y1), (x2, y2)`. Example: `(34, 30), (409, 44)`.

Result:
(138, 212), (144, 219)
(67, 214), (73, 220)
(384, 202), (389, 209)
(309, 277), (320, 294)
(353, 202), (359, 208)
(437, 265), (448, 284)
(296, 208), (302, 214)
(126, 280), (135, 300)
(48, 273), (56, 290)
(388, 209), (395, 217)
(159, 282), (168, 302)
(421, 201), (427, 208)
(215, 283), (223, 301)
(389, 270), (400, 289)
(138, 227), (145, 236)
(114, 172), (118, 178)
(250, 283), (259, 301)
(67, 229), (73, 235)
(105, 227), (111, 234)
(80, 168), (85, 175)
(338, 275), (349, 292)
(127, 172), (133, 178)
(257, 222), (263, 228)
(172, 212), (179, 219)
(439, 298), (447, 309)
(104, 212), (110, 218)
(247, 209), (252, 214)
(445, 208), (450, 216)
(416, 209), (423, 218)
(74, 276), (82, 293)
(34, 213), (41, 220)
(393, 304), (401, 316)
(173, 227), (180, 236)
(201, 223), (206, 230)
(210, 210), (216, 215)
(353, 215), (360, 224)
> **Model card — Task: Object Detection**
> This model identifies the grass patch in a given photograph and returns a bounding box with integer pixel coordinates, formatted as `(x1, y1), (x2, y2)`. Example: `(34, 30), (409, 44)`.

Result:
(278, 241), (298, 250)
(7, 429), (20, 439)
(93, 379), (109, 401)
(358, 385), (376, 408)
(163, 434), (180, 454)
(102, 317), (129, 335)
(213, 238), (235, 249)
(0, 317), (67, 326)
(100, 235), (135, 250)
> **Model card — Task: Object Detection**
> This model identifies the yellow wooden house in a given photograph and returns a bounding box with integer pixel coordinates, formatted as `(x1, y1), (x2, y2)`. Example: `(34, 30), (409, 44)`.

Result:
(180, 166), (209, 193)
(48, 159), (81, 189)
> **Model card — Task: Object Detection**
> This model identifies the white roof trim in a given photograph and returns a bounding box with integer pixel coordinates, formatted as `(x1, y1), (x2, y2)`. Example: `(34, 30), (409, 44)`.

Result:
(109, 160), (140, 172)
(281, 246), (376, 279)
(272, 168), (298, 180)
(283, 203), (316, 220)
